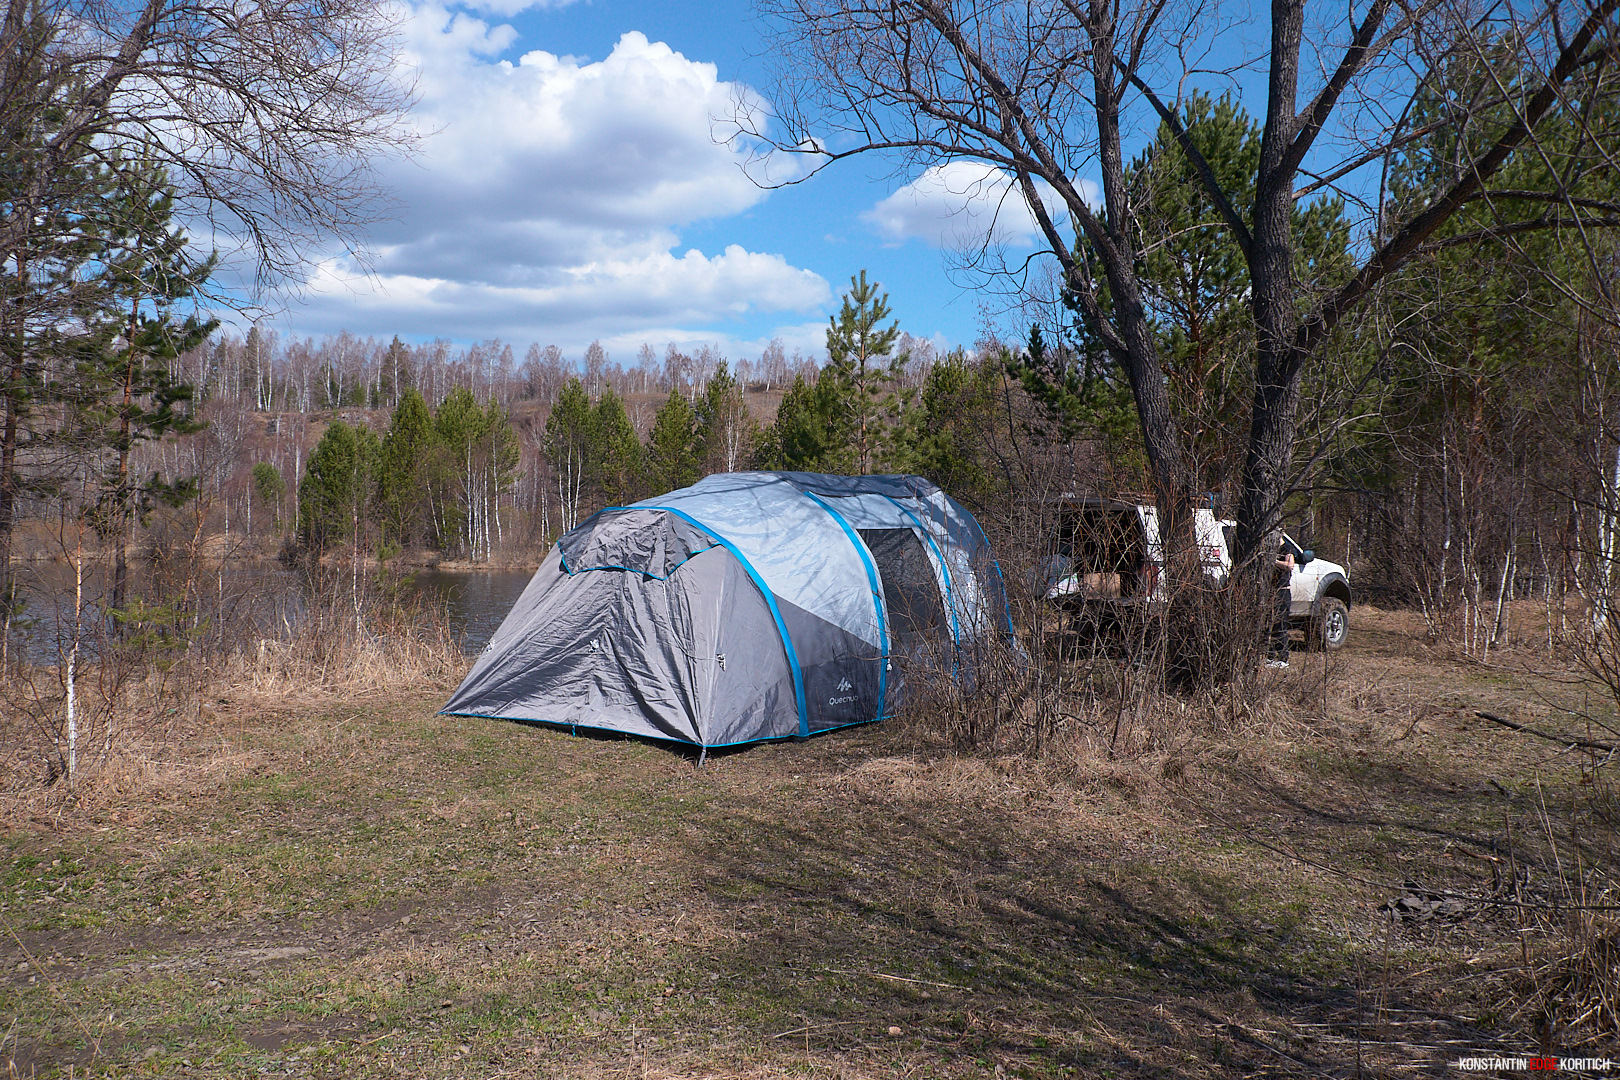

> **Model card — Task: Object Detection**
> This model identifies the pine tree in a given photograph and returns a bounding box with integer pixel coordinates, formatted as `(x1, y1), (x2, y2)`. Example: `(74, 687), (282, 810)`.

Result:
(70, 156), (216, 613)
(758, 373), (846, 471)
(646, 390), (699, 494)
(298, 421), (380, 555)
(1009, 322), (1141, 473)
(896, 350), (1005, 506)
(544, 378), (593, 532)
(823, 270), (910, 474)
(251, 462), (286, 534)
(242, 325), (271, 410)
(592, 385), (642, 504)
(0, 26), (117, 612)
(377, 388), (437, 547)
(696, 360), (753, 474)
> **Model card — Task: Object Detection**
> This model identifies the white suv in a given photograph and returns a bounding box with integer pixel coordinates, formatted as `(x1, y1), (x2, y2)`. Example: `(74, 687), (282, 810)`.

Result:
(1044, 497), (1352, 650)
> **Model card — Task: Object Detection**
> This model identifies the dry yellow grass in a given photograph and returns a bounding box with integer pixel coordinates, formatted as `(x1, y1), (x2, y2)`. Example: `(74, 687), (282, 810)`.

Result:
(0, 605), (1615, 1077)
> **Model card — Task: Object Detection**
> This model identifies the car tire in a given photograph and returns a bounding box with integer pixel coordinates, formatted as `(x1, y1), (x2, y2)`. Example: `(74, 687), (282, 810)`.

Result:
(1313, 597), (1349, 651)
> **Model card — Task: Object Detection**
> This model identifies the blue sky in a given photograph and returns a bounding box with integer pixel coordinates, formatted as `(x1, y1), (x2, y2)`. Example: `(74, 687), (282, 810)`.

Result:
(270, 0), (1086, 363)
(269, 0), (1382, 367)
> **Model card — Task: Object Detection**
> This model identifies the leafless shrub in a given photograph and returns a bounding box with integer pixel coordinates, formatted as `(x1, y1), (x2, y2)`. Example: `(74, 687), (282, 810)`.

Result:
(1489, 610), (1620, 1048)
(897, 636), (1061, 754)
(0, 609), (214, 817)
(1487, 769), (1620, 1051)
(1515, 905), (1620, 1048)
(0, 545), (462, 823)
(897, 586), (1280, 767)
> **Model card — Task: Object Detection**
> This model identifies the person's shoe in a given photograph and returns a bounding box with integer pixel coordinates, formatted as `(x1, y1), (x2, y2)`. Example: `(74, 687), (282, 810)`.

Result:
(1265, 659), (1290, 669)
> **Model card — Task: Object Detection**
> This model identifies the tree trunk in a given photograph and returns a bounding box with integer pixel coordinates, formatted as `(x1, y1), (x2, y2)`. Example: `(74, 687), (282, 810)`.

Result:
(1234, 0), (1305, 594)
(112, 307), (139, 618)
(1081, 5), (1195, 562)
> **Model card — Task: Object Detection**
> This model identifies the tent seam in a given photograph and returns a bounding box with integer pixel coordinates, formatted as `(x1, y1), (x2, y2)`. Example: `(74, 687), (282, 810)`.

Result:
(803, 490), (890, 726)
(638, 504), (810, 739)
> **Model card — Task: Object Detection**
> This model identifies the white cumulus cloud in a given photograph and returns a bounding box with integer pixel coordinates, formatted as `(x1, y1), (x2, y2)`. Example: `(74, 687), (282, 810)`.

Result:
(286, 13), (828, 345)
(304, 245), (827, 344)
(864, 161), (1097, 249)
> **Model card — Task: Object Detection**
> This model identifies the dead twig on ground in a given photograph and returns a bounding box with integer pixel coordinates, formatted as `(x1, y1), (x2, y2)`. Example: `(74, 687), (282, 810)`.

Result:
(1475, 711), (1618, 757)
(814, 967), (968, 990)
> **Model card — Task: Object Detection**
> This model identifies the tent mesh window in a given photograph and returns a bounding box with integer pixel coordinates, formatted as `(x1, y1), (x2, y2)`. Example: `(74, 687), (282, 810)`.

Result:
(857, 528), (949, 650)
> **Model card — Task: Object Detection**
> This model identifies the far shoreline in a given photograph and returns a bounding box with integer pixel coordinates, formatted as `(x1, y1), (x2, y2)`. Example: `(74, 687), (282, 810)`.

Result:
(8, 548), (548, 573)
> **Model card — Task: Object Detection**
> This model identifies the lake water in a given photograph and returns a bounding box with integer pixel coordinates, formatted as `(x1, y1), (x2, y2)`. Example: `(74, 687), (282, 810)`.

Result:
(408, 568), (534, 653)
(8, 562), (537, 659)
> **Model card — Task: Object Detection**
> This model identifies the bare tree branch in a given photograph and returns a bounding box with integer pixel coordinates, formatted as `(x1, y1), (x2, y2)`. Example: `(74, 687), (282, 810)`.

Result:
(0, 0), (417, 295)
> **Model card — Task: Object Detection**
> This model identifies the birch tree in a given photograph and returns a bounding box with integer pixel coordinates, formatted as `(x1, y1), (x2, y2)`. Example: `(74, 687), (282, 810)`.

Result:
(544, 378), (593, 533)
(697, 361), (753, 475)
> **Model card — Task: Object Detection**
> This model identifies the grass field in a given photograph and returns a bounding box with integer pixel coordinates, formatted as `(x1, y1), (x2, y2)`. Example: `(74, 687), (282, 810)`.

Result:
(2, 607), (1616, 1077)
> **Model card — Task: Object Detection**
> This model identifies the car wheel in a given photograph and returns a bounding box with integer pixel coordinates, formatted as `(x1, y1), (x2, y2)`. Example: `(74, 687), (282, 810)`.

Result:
(1313, 598), (1348, 651)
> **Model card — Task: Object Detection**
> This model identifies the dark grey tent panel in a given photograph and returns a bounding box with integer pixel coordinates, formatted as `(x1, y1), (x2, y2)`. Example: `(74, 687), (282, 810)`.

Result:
(443, 472), (1014, 748)
(558, 507), (718, 579)
(859, 528), (950, 653)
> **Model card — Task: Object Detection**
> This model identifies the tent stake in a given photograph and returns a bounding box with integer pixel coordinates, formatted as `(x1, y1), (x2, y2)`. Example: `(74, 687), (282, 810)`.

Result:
(697, 745), (708, 769)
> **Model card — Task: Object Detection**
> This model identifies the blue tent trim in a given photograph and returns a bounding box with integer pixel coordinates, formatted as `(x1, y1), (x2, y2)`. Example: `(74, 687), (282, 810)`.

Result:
(803, 490), (890, 727)
(639, 504), (811, 739)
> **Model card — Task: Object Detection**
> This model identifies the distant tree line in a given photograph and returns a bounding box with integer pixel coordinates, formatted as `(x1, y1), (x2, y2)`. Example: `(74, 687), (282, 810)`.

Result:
(282, 273), (1006, 560)
(176, 327), (905, 416)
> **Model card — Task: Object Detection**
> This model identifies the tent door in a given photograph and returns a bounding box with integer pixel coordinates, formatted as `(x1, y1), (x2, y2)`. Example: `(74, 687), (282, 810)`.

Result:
(857, 528), (949, 655)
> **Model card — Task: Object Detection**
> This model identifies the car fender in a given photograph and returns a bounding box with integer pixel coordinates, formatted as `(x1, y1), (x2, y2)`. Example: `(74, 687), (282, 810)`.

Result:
(1311, 572), (1352, 615)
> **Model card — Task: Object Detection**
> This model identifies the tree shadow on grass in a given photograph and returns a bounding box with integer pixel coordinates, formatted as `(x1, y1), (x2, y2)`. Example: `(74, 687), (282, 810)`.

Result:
(675, 808), (1294, 1073)
(660, 751), (1530, 1077)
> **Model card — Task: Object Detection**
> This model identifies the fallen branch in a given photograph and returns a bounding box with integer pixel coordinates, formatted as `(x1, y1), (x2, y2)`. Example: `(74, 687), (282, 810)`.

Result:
(1474, 711), (1618, 756)
(816, 967), (967, 990)
(769, 1020), (864, 1039)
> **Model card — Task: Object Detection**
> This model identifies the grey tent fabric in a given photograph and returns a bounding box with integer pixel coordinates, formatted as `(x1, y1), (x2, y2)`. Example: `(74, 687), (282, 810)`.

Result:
(442, 471), (1014, 748)
(858, 528), (949, 653)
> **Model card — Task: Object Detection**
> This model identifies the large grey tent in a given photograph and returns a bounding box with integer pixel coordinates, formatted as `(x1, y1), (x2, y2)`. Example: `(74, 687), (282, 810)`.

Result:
(442, 471), (1013, 748)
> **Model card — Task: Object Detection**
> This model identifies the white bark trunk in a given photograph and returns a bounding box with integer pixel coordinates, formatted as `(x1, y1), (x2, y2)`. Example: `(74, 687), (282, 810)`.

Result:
(1596, 422), (1620, 630)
